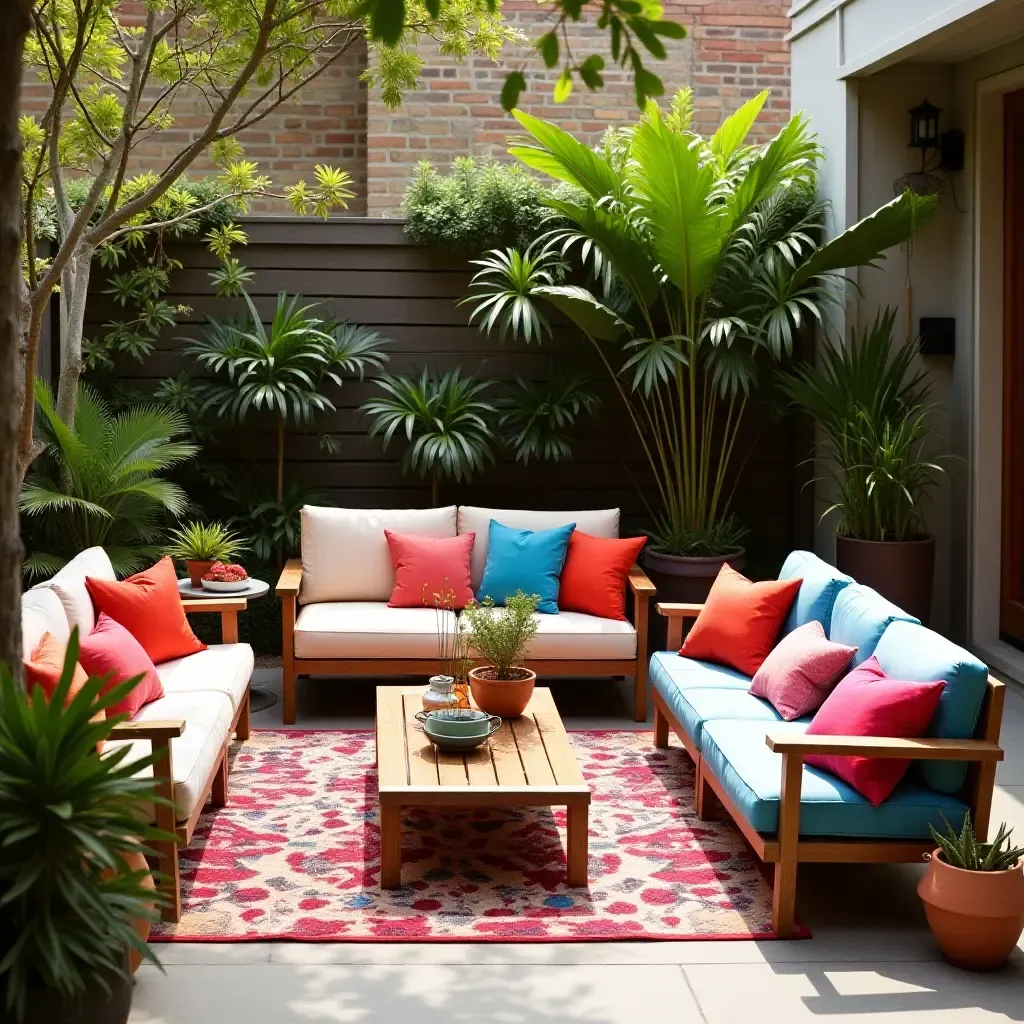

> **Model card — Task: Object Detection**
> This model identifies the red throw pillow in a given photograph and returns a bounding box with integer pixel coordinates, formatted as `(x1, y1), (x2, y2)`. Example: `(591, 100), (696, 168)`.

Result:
(78, 613), (164, 718)
(805, 656), (945, 806)
(385, 530), (475, 609)
(86, 556), (205, 664)
(558, 531), (647, 620)
(680, 564), (801, 676)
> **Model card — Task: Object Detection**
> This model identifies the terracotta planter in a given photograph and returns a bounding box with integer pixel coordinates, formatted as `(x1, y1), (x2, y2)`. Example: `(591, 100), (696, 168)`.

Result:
(918, 850), (1024, 970)
(835, 535), (934, 624)
(468, 666), (537, 718)
(185, 559), (215, 587)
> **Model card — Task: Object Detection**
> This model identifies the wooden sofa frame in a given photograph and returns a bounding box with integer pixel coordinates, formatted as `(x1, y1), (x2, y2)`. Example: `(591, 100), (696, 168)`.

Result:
(109, 598), (251, 922)
(652, 602), (1007, 937)
(277, 559), (657, 725)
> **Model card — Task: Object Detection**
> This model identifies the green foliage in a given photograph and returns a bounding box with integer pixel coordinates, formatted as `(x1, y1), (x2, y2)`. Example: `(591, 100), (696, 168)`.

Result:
(461, 592), (541, 678)
(0, 634), (171, 1021)
(498, 372), (600, 464)
(648, 516), (747, 559)
(778, 308), (946, 542)
(167, 521), (247, 563)
(466, 91), (938, 555)
(403, 158), (557, 252)
(20, 382), (197, 579)
(228, 483), (323, 564)
(930, 814), (1024, 872)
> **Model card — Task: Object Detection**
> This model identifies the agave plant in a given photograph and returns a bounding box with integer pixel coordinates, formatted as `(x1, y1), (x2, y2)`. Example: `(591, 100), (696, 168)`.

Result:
(930, 813), (1024, 872)
(464, 90), (938, 556)
(184, 291), (390, 501)
(20, 381), (197, 579)
(167, 520), (247, 562)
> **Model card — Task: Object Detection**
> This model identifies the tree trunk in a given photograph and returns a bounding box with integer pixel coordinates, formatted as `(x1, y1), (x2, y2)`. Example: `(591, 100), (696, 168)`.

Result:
(0, 1), (33, 687)
(55, 246), (93, 426)
(276, 414), (285, 503)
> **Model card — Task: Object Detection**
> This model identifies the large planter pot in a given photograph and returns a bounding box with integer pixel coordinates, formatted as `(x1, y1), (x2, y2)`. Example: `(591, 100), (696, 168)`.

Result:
(468, 666), (536, 718)
(22, 958), (133, 1024)
(835, 535), (935, 624)
(185, 559), (215, 587)
(918, 850), (1024, 970)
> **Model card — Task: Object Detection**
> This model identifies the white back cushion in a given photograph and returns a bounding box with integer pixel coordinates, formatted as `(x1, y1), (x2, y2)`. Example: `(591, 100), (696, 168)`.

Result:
(300, 505), (458, 604)
(22, 587), (71, 655)
(457, 507), (620, 590)
(32, 545), (115, 637)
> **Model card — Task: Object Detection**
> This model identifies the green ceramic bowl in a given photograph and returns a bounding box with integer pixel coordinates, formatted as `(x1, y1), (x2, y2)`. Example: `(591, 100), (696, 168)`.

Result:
(416, 709), (501, 745)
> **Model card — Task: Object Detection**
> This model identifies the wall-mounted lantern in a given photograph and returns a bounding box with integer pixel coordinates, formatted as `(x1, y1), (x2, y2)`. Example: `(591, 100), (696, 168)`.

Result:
(909, 99), (941, 153)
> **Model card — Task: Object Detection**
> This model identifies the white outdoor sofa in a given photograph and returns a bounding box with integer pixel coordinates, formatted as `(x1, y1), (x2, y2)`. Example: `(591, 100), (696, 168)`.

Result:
(276, 506), (656, 724)
(23, 547), (254, 920)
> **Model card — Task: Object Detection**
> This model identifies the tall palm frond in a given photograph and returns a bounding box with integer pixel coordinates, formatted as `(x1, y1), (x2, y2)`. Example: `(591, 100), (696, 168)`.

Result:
(498, 372), (601, 463)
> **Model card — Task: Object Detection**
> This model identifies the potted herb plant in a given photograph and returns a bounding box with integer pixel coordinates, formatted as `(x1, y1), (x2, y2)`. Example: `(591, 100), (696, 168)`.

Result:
(918, 814), (1024, 970)
(168, 520), (247, 586)
(779, 308), (947, 623)
(462, 591), (540, 717)
(0, 637), (171, 1023)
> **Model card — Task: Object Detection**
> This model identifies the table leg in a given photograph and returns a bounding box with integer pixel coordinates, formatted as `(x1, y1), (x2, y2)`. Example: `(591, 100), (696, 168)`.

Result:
(566, 801), (589, 887)
(380, 802), (402, 889)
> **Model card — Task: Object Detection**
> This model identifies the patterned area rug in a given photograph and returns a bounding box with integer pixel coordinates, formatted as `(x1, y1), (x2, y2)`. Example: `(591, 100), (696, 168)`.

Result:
(152, 730), (796, 942)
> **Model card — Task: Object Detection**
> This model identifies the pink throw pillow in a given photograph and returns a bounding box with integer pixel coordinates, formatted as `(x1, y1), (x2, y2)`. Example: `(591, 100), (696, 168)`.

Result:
(385, 530), (475, 609)
(78, 613), (164, 718)
(749, 621), (856, 721)
(805, 656), (945, 806)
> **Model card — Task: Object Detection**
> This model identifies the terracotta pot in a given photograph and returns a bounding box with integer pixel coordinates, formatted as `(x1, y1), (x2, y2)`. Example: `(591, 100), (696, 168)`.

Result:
(835, 535), (934, 624)
(185, 559), (215, 587)
(468, 666), (537, 718)
(918, 849), (1024, 970)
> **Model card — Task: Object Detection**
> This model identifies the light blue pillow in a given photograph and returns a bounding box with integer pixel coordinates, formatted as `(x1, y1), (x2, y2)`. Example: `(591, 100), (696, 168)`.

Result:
(477, 520), (575, 614)
(777, 550), (854, 637)
(829, 583), (919, 666)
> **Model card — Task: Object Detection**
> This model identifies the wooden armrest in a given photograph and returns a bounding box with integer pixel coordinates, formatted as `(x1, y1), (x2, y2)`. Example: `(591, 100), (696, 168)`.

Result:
(656, 602), (704, 619)
(628, 563), (656, 596)
(181, 597), (247, 614)
(766, 732), (1004, 762)
(277, 558), (303, 596)
(108, 720), (185, 742)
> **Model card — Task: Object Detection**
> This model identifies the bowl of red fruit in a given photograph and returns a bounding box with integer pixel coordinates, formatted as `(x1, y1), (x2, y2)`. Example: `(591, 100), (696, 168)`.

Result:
(201, 561), (250, 593)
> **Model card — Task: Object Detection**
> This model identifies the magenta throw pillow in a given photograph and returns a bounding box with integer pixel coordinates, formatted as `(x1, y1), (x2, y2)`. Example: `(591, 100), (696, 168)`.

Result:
(78, 612), (164, 718)
(749, 621), (856, 721)
(385, 530), (475, 609)
(805, 656), (945, 806)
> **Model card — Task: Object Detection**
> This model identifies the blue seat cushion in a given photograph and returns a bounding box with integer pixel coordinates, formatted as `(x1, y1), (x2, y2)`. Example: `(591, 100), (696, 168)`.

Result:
(777, 551), (854, 636)
(829, 583), (919, 665)
(477, 520), (574, 614)
(874, 620), (989, 794)
(701, 719), (969, 838)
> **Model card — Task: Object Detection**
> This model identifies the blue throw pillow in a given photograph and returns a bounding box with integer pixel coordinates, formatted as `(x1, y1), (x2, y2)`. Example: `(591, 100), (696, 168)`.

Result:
(477, 520), (575, 614)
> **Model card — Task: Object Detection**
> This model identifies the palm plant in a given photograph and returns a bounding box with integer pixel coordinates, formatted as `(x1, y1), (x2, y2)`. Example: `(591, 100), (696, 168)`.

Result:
(184, 292), (390, 502)
(20, 381), (196, 579)
(167, 521), (247, 562)
(498, 371), (601, 463)
(464, 91), (938, 555)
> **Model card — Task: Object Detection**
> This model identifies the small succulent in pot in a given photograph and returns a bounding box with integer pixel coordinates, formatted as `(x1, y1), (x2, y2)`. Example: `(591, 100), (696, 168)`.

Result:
(918, 813), (1024, 971)
(462, 591), (539, 718)
(167, 521), (247, 586)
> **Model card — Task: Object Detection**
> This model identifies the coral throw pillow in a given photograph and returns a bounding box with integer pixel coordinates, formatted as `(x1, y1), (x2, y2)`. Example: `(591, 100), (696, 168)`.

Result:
(78, 614), (164, 718)
(680, 564), (801, 676)
(749, 620), (857, 720)
(86, 556), (205, 664)
(385, 530), (475, 609)
(558, 531), (647, 620)
(805, 656), (945, 806)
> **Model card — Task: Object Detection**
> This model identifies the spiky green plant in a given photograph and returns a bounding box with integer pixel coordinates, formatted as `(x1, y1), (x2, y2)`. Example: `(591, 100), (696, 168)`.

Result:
(20, 381), (197, 579)
(167, 521), (247, 563)
(498, 371), (600, 463)
(930, 814), (1024, 872)
(461, 592), (540, 679)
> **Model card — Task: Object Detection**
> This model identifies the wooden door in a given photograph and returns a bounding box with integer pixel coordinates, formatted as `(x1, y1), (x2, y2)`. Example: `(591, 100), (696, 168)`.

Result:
(1002, 88), (1024, 644)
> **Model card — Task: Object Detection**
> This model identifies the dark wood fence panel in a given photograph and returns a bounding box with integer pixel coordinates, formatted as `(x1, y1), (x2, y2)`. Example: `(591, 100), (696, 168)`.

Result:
(87, 217), (810, 570)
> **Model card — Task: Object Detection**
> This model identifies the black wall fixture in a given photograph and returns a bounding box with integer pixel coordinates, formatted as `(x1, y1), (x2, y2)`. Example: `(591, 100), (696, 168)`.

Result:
(919, 316), (955, 357)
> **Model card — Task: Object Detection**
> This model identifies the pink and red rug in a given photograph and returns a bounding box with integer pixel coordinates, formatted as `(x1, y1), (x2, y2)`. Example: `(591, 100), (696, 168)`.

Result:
(152, 729), (793, 942)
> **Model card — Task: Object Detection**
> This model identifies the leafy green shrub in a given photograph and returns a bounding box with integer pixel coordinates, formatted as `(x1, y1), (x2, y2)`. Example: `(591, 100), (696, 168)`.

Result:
(462, 592), (540, 679)
(403, 158), (556, 253)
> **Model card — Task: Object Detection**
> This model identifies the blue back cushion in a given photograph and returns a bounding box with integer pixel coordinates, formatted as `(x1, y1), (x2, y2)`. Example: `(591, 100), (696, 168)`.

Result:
(829, 583), (919, 666)
(777, 550), (854, 636)
(477, 520), (574, 614)
(873, 620), (989, 794)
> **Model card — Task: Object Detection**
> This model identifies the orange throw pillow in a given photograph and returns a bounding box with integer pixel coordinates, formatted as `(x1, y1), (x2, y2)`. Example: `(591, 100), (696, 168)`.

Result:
(24, 631), (105, 749)
(86, 556), (206, 664)
(680, 564), (801, 677)
(558, 531), (647, 620)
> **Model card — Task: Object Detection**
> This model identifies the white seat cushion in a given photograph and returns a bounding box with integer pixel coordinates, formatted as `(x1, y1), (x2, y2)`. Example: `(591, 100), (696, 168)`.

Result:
(105, 692), (233, 822)
(32, 545), (115, 636)
(457, 507), (620, 589)
(22, 587), (71, 653)
(522, 611), (636, 660)
(294, 602), (457, 659)
(156, 643), (254, 714)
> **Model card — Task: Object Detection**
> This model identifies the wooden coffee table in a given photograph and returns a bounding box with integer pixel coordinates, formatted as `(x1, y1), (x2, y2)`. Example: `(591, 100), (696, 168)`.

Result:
(375, 686), (591, 889)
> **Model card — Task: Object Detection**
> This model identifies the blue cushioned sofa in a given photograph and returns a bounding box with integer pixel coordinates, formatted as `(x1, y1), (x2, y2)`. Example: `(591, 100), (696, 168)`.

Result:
(650, 551), (1007, 936)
